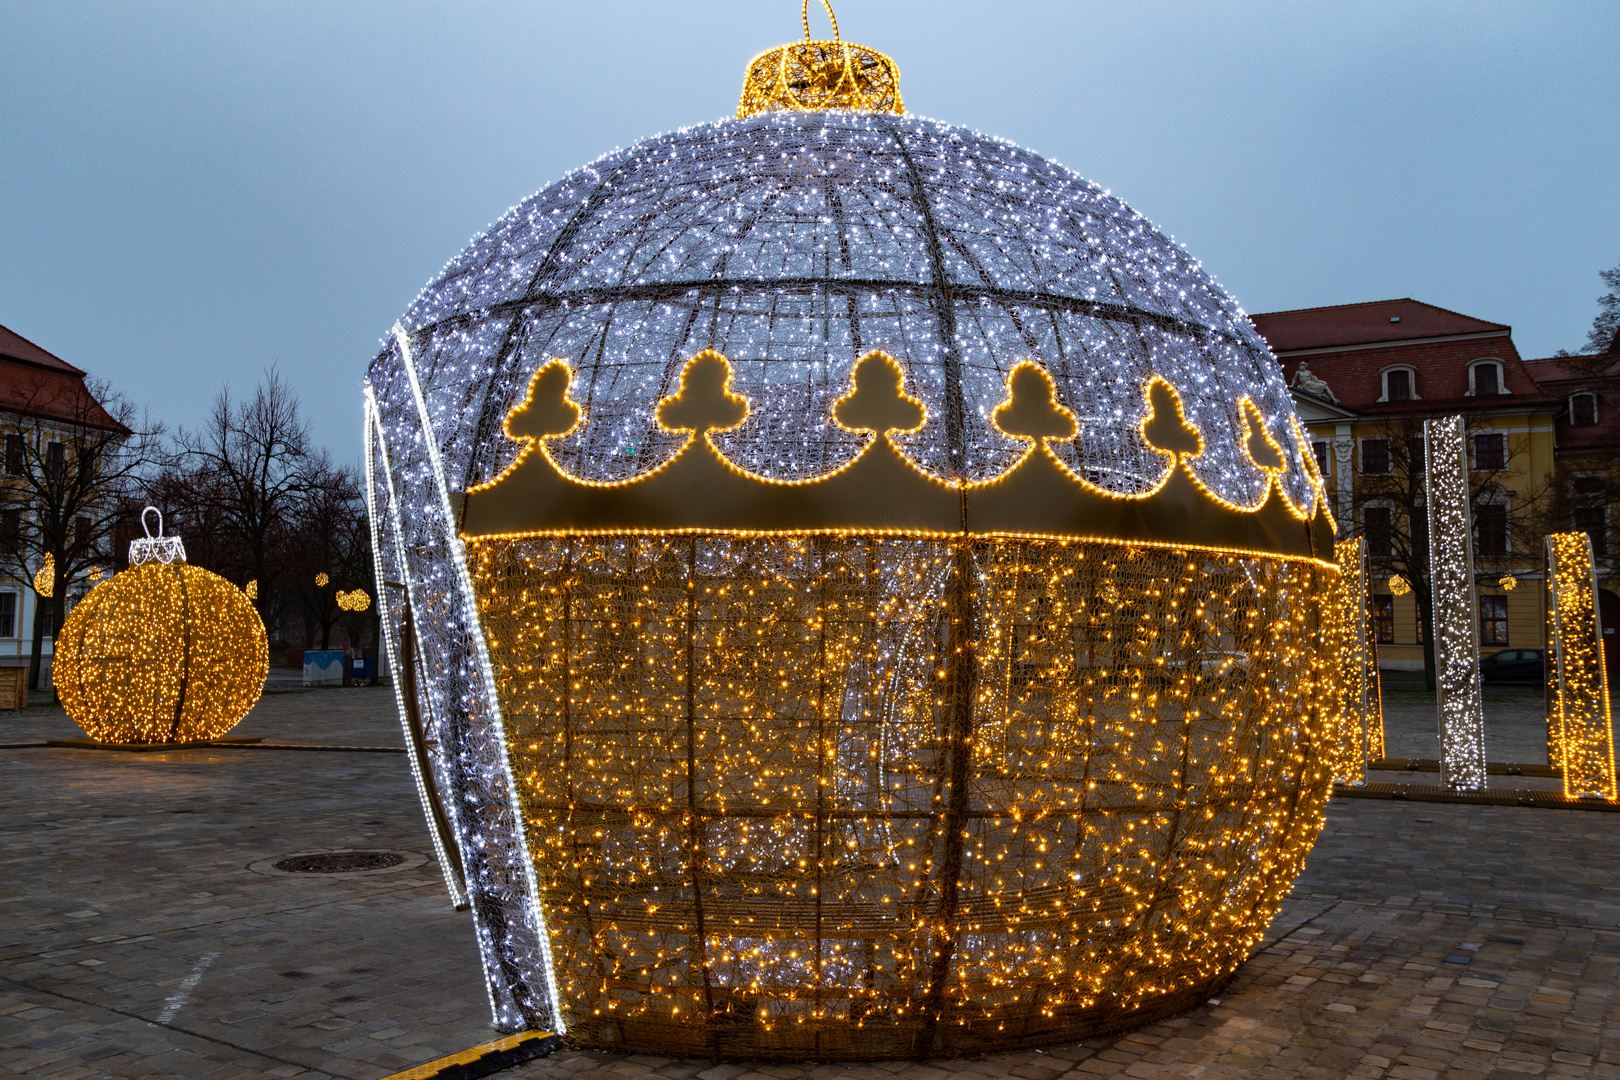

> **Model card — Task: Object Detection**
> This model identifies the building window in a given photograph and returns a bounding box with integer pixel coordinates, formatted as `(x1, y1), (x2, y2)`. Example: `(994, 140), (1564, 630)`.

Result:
(0, 592), (14, 638)
(46, 441), (65, 480)
(1479, 595), (1509, 646)
(1405, 435), (1425, 476)
(1361, 438), (1391, 475)
(1373, 594), (1394, 644)
(1469, 361), (1504, 396)
(73, 515), (91, 552)
(1383, 368), (1415, 402)
(1312, 441), (1328, 476)
(1571, 393), (1598, 427)
(1365, 505), (1394, 557)
(1473, 433), (1506, 471)
(1573, 474), (1607, 498)
(1475, 502), (1508, 557)
(0, 506), (19, 552)
(1573, 506), (1607, 557)
(3, 435), (23, 476)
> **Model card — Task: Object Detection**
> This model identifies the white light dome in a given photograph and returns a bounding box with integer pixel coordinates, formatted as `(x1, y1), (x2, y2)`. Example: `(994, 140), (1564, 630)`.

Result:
(389, 112), (1309, 510)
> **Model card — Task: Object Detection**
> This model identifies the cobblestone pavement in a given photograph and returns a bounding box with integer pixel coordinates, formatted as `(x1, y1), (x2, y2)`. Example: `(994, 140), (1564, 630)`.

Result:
(3, 689), (1617, 1080)
(1380, 686), (1549, 765)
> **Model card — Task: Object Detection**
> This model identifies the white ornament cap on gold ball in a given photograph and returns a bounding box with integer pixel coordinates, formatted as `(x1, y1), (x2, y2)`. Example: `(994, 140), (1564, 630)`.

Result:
(129, 506), (187, 566)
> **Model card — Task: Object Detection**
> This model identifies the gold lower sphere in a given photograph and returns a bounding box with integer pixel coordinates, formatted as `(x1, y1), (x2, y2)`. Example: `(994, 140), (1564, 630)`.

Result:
(472, 534), (1335, 1059)
(56, 563), (268, 744)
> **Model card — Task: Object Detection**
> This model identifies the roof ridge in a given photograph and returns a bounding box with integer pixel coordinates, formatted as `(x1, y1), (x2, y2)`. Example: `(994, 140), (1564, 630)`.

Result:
(0, 322), (87, 375)
(1250, 297), (1508, 332)
(1250, 297), (1417, 318)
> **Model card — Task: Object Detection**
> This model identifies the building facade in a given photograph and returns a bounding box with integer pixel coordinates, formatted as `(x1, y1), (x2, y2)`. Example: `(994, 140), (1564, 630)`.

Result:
(0, 323), (130, 678)
(1251, 298), (1608, 673)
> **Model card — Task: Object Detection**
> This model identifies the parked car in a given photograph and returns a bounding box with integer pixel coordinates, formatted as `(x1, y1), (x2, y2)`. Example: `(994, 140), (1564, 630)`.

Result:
(1479, 648), (1545, 684)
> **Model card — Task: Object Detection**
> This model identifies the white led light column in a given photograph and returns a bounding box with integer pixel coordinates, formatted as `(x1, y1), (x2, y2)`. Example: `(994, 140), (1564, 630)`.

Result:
(1424, 415), (1486, 790)
(1544, 532), (1618, 800)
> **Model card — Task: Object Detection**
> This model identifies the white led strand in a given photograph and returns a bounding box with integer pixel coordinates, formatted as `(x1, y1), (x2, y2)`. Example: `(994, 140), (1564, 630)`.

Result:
(391, 326), (565, 1033)
(363, 387), (467, 909)
(1424, 415), (1486, 790)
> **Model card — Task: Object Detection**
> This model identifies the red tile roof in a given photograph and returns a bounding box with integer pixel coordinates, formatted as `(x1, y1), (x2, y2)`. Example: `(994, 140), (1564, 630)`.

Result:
(1251, 299), (1509, 353)
(0, 323), (85, 375)
(0, 323), (129, 434)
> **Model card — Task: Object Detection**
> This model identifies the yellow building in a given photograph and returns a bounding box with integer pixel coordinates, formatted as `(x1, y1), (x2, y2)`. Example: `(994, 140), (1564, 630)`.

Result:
(1252, 298), (1588, 677)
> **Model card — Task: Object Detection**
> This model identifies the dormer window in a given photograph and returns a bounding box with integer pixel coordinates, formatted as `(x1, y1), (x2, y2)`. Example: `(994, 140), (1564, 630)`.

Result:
(1571, 392), (1598, 427)
(1380, 366), (1417, 402)
(1467, 359), (1507, 397)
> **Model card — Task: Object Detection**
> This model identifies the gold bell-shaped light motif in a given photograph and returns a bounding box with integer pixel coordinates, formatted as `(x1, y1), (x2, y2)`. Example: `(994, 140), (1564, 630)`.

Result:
(738, 0), (902, 118)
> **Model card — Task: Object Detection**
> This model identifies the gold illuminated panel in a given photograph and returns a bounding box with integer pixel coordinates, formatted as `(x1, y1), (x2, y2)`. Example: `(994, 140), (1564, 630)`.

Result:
(738, 2), (901, 119)
(471, 534), (1334, 1058)
(1326, 537), (1381, 782)
(461, 352), (1336, 564)
(54, 563), (269, 745)
(1544, 532), (1618, 800)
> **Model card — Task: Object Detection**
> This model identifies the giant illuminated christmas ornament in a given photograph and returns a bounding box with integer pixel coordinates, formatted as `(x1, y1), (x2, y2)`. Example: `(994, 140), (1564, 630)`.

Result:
(55, 508), (269, 745)
(364, 3), (1340, 1058)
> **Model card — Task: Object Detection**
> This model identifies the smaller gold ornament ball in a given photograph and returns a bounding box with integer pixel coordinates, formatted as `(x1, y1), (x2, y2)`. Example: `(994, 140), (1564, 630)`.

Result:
(55, 562), (268, 744)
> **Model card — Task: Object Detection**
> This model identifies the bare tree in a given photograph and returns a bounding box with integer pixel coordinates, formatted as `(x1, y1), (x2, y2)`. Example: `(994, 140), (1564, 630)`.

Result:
(281, 463), (371, 650)
(0, 377), (164, 688)
(174, 369), (326, 623)
(1583, 259), (1620, 356)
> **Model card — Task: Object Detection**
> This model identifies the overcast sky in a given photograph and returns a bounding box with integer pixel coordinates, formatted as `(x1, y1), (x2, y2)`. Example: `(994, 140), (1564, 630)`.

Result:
(3, 1), (1616, 464)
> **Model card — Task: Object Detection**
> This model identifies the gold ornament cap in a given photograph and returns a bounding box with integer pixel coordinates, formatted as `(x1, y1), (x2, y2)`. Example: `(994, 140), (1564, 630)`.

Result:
(738, 1), (902, 119)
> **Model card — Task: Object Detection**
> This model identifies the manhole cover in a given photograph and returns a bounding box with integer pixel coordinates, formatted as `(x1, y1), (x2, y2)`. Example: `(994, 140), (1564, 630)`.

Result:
(273, 851), (405, 874)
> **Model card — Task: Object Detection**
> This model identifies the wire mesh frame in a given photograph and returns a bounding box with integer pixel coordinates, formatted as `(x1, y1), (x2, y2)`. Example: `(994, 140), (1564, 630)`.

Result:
(1424, 416), (1486, 791)
(385, 114), (1318, 515)
(471, 533), (1335, 1058)
(364, 390), (467, 909)
(365, 350), (563, 1035)
(364, 109), (1342, 1045)
(1543, 533), (1618, 800)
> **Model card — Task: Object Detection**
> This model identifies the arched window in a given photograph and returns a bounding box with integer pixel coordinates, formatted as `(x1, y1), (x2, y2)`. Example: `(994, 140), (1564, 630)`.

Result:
(1571, 392), (1598, 427)
(1379, 366), (1418, 402)
(1467, 359), (1507, 396)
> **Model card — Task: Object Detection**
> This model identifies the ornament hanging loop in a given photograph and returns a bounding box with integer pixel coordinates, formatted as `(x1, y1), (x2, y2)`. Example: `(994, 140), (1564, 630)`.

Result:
(802, 0), (840, 44)
(129, 505), (187, 567)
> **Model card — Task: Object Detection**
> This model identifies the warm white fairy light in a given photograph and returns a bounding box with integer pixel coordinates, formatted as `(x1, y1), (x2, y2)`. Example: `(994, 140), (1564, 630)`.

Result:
(1543, 532), (1617, 800)
(1424, 415), (1486, 790)
(363, 81), (1337, 1051)
(1327, 537), (1382, 782)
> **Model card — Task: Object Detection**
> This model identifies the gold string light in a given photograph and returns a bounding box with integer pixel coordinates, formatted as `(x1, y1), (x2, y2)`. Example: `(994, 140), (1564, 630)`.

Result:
(1388, 574), (1411, 597)
(337, 587), (372, 612)
(315, 571), (330, 587)
(53, 509), (268, 745)
(738, 1), (902, 119)
(33, 553), (55, 598)
(1544, 532), (1617, 800)
(469, 530), (1335, 1056)
(1325, 537), (1381, 782)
